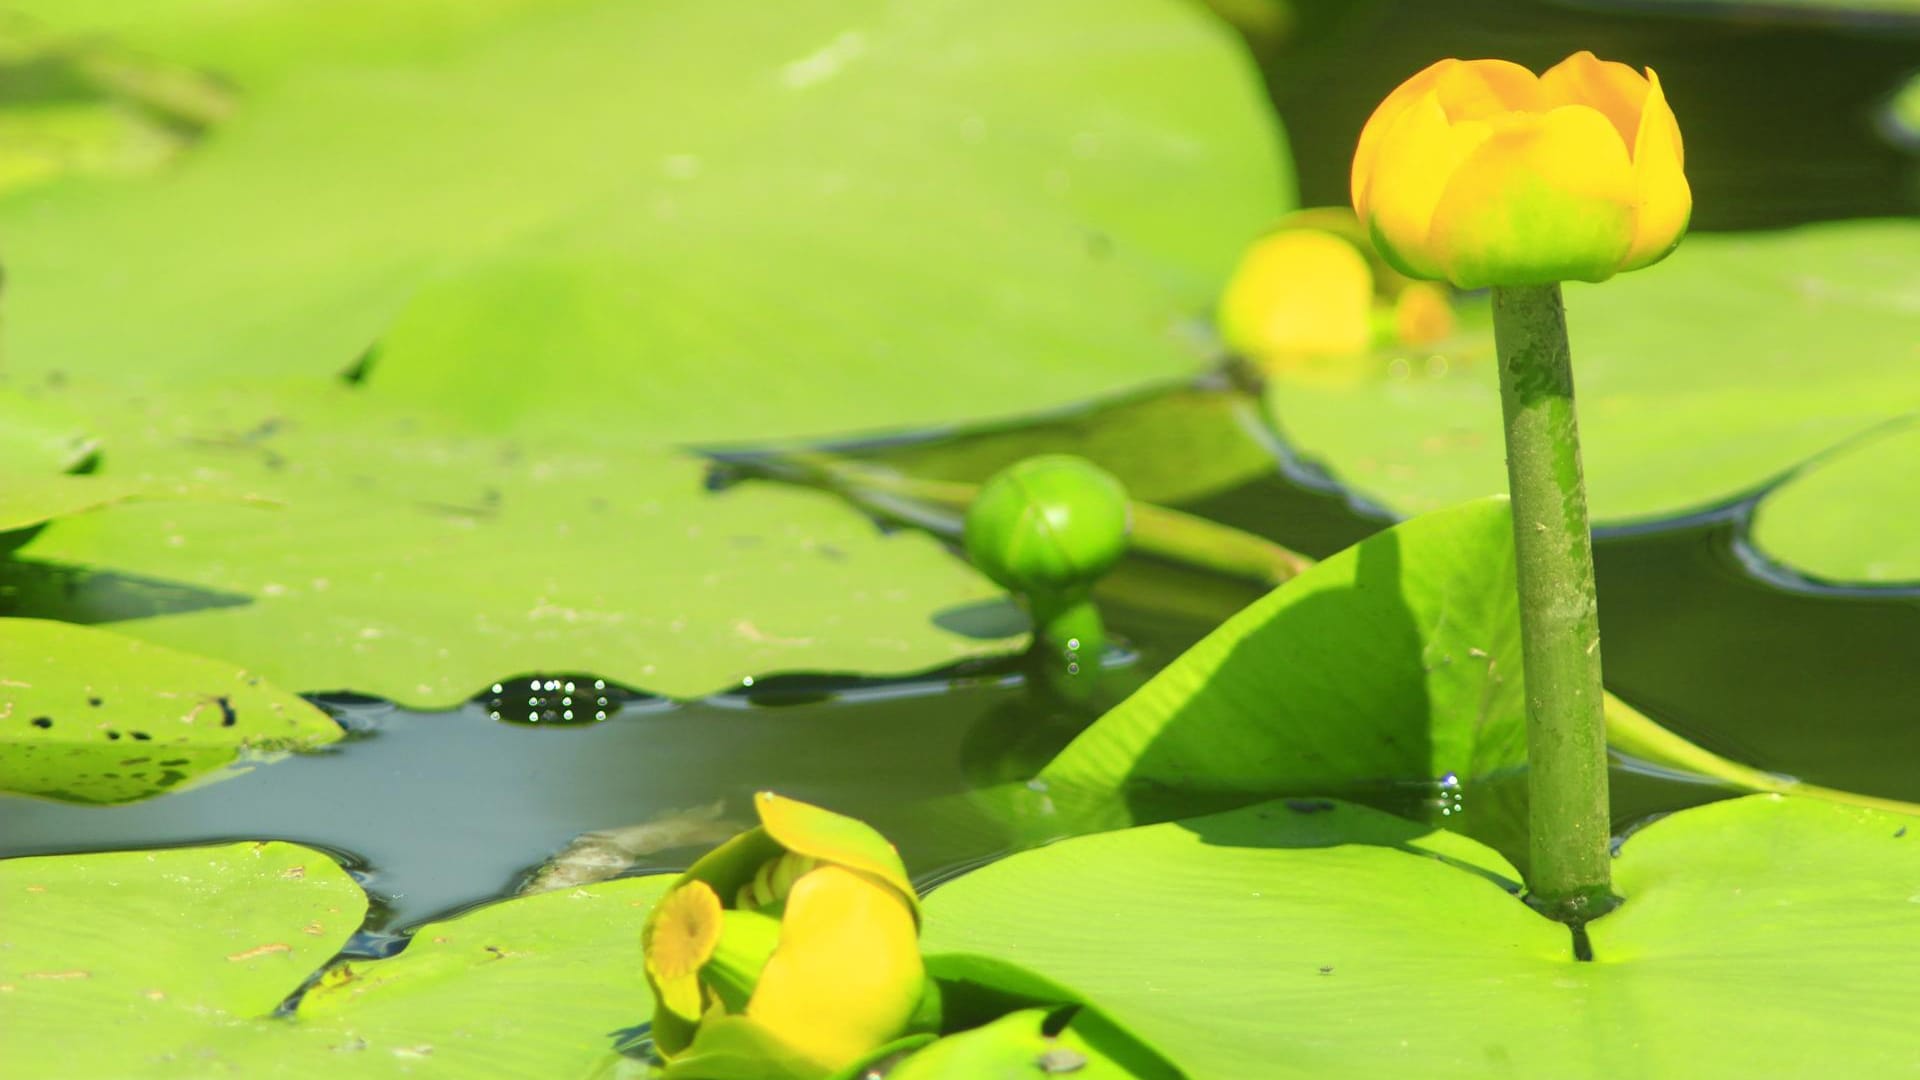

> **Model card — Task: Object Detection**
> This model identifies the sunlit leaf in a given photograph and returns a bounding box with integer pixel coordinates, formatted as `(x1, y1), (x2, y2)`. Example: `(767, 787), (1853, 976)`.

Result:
(9, 385), (1018, 706)
(1268, 222), (1920, 523)
(921, 795), (1920, 1077)
(0, 617), (339, 803)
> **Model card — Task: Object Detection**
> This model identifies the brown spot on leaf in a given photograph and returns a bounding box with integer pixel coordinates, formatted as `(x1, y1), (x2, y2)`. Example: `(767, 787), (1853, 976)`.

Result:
(28, 971), (90, 980)
(227, 943), (291, 962)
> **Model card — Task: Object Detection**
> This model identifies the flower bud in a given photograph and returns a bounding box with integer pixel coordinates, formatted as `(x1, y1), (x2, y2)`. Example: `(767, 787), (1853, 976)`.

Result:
(641, 793), (926, 1079)
(1351, 51), (1690, 288)
(962, 455), (1130, 599)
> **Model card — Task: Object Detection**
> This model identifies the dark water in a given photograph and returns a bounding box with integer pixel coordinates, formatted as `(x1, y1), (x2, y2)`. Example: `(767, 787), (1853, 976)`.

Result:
(3, 1), (1917, 932)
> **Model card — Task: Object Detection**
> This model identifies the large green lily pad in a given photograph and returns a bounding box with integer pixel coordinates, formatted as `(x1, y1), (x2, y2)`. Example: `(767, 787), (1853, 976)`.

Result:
(1747, 420), (1920, 584)
(0, 617), (339, 803)
(1267, 221), (1920, 524)
(921, 794), (1920, 1077)
(0, 0), (1286, 447)
(7, 384), (1018, 706)
(1885, 71), (1920, 148)
(0, 841), (367, 1075)
(0, 839), (675, 1076)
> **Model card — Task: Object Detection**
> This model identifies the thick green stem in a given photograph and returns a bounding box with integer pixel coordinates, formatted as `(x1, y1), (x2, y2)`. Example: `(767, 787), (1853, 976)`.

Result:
(1492, 284), (1615, 924)
(1027, 589), (1105, 672)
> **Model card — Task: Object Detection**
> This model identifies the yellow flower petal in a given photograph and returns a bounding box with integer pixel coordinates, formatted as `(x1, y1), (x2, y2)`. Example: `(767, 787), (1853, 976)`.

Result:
(1360, 88), (1496, 280)
(1218, 229), (1375, 359)
(746, 865), (924, 1073)
(643, 881), (725, 1024)
(752, 792), (917, 917)
(1621, 68), (1691, 271)
(1539, 49), (1648, 150)
(1352, 58), (1453, 221)
(1432, 58), (1541, 122)
(1427, 104), (1636, 287)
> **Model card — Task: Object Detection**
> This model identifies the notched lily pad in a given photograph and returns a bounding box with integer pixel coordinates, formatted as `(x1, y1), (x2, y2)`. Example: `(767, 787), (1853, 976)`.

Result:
(0, 838), (673, 1076)
(921, 794), (1920, 1078)
(0, 840), (365, 1076)
(0, 617), (339, 803)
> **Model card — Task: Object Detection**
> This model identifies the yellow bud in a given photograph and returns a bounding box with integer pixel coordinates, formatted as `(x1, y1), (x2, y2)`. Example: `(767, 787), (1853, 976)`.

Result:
(1351, 51), (1690, 288)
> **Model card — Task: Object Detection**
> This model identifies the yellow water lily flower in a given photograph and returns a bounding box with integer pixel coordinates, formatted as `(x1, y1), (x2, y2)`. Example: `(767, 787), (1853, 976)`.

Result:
(1218, 208), (1459, 370)
(640, 792), (927, 1079)
(1350, 51), (1690, 288)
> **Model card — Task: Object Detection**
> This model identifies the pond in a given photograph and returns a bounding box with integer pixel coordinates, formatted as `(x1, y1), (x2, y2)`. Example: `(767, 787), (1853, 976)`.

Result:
(2, 0), (1917, 1076)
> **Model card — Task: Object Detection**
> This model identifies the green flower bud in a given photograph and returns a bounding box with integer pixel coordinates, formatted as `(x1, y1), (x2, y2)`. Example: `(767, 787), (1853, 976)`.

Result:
(962, 455), (1131, 598)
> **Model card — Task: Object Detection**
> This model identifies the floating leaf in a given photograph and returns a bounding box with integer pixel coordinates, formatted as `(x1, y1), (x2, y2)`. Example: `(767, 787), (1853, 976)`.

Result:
(1748, 419), (1920, 584)
(0, 0), (1287, 447)
(0, 841), (365, 1075)
(887, 1008), (1160, 1080)
(8, 384), (1018, 705)
(1884, 70), (1920, 149)
(1267, 221), (1920, 523)
(921, 795), (1920, 1077)
(0, 617), (339, 803)
(0, 838), (674, 1075)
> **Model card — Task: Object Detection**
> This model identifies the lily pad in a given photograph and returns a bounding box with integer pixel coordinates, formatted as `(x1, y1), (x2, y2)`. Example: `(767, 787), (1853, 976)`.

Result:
(221, 873), (677, 1076)
(1747, 419), (1920, 584)
(1266, 221), (1920, 524)
(0, 617), (339, 803)
(1032, 498), (1907, 867)
(8, 384), (1018, 706)
(0, 384), (93, 475)
(0, 474), (251, 538)
(920, 794), (1920, 1077)
(0, 841), (366, 1076)
(0, 0), (1287, 447)
(887, 1008), (1159, 1080)
(0, 838), (675, 1076)
(1888, 72), (1920, 148)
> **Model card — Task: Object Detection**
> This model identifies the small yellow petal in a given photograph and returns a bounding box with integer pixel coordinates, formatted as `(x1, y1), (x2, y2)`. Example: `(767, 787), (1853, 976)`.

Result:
(1352, 58), (1454, 221)
(1621, 68), (1691, 271)
(1432, 58), (1541, 122)
(746, 865), (924, 1073)
(643, 881), (725, 1023)
(1218, 229), (1375, 360)
(1427, 104), (1636, 287)
(1539, 49), (1649, 151)
(753, 792), (916, 916)
(1360, 88), (1496, 280)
